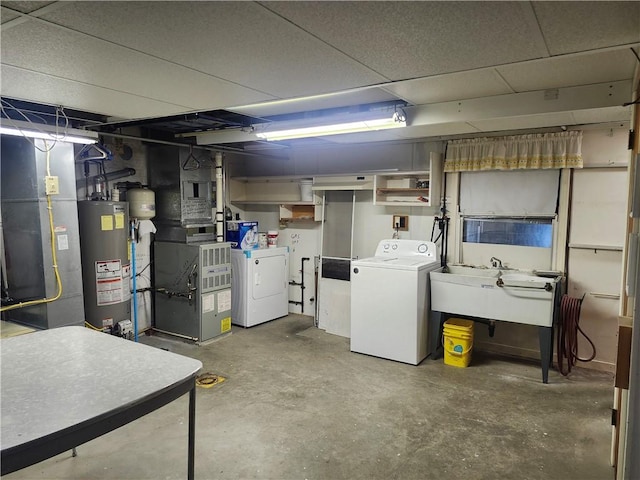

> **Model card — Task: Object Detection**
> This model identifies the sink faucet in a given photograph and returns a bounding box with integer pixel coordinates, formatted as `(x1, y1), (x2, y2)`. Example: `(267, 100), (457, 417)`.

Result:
(490, 257), (503, 269)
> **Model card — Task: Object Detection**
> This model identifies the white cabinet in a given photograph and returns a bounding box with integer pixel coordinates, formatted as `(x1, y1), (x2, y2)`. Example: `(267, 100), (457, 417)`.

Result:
(229, 176), (322, 223)
(229, 176), (314, 204)
(373, 153), (442, 207)
(278, 203), (323, 222)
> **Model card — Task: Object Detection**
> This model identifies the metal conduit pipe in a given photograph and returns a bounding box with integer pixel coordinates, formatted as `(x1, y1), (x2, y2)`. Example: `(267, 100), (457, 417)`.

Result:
(90, 167), (136, 184)
(215, 152), (224, 242)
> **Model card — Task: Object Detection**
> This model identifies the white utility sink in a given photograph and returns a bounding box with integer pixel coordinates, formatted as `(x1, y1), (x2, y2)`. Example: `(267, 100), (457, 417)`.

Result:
(430, 265), (561, 327)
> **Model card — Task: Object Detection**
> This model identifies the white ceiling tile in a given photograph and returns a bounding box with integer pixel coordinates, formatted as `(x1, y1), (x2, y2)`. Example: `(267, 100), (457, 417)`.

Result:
(533, 1), (640, 55)
(1, 21), (274, 115)
(468, 113), (577, 132)
(0, 7), (20, 23)
(263, 1), (548, 80)
(229, 87), (401, 118)
(1, 1), (55, 14)
(39, 1), (386, 98)
(382, 70), (514, 105)
(1, 65), (187, 119)
(497, 49), (638, 93)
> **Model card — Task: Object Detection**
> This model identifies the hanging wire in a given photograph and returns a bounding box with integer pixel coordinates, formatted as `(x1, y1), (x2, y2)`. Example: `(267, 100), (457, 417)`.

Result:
(1, 99), (72, 152)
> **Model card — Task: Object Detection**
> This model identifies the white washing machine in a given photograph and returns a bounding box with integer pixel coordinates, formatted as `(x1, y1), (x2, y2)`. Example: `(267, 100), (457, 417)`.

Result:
(350, 239), (440, 365)
(231, 247), (289, 327)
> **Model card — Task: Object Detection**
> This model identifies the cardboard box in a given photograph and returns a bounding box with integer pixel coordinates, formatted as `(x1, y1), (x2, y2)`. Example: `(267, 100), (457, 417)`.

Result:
(226, 221), (259, 249)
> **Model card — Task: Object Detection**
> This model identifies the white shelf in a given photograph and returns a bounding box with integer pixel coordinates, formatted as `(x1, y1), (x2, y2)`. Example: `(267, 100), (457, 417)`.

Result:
(230, 176), (319, 205)
(372, 153), (442, 207)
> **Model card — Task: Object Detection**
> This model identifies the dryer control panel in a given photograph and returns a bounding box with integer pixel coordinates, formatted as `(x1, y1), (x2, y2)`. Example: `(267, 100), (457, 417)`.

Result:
(374, 239), (437, 258)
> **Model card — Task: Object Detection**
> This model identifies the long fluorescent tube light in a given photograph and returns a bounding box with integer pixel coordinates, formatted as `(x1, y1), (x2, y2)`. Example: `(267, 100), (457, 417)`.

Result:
(255, 115), (406, 141)
(0, 120), (98, 144)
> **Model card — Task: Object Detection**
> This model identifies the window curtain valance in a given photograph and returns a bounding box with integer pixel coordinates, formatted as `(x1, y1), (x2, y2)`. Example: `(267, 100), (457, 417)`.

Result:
(444, 131), (583, 172)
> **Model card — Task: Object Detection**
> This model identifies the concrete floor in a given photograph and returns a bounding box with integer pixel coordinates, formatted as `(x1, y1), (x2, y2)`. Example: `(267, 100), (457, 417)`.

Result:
(6, 314), (614, 480)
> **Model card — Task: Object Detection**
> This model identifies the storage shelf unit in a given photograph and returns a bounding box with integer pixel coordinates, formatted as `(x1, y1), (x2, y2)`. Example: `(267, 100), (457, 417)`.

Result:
(230, 176), (322, 223)
(230, 176), (312, 204)
(373, 153), (442, 207)
(279, 204), (322, 222)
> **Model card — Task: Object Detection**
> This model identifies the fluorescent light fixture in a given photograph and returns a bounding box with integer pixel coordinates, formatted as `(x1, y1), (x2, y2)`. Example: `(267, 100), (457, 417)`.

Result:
(0, 119), (98, 144)
(255, 111), (406, 141)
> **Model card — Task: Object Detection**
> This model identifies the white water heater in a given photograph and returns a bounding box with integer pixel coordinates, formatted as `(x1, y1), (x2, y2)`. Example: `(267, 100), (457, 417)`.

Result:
(77, 200), (131, 330)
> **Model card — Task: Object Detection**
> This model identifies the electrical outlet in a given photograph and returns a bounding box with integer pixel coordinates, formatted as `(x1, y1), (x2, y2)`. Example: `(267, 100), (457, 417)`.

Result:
(45, 176), (59, 195)
(392, 215), (409, 231)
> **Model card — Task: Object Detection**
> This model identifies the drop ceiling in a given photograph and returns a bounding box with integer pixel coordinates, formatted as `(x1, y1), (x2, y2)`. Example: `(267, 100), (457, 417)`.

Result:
(1, 1), (639, 147)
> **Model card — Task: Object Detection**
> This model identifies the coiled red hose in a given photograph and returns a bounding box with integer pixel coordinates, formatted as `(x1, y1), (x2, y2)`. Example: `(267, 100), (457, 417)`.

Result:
(556, 294), (596, 375)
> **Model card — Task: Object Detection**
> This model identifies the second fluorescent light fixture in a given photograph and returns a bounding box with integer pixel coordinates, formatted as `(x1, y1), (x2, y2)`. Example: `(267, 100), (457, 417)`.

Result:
(255, 111), (406, 141)
(0, 119), (99, 145)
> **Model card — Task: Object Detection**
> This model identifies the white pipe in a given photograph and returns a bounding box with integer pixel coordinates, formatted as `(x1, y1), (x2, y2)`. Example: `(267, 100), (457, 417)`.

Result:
(215, 152), (224, 242)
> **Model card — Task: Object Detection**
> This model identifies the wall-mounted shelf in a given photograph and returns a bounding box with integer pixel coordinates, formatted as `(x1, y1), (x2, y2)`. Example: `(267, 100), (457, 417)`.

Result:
(374, 172), (432, 206)
(376, 187), (430, 195)
(373, 153), (442, 207)
(230, 176), (316, 204)
(229, 175), (323, 222)
(279, 203), (323, 223)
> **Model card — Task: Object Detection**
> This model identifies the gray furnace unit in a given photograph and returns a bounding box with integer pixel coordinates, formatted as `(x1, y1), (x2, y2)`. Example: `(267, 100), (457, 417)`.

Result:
(154, 241), (231, 342)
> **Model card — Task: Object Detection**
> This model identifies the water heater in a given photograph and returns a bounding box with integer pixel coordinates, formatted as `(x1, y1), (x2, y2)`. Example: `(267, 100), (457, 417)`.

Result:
(77, 201), (131, 330)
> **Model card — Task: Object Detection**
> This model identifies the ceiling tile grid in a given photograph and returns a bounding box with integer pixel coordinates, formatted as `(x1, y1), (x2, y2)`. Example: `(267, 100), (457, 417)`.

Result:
(38, 1), (387, 98)
(497, 48), (639, 93)
(1, 1), (638, 141)
(381, 69), (515, 105)
(0, 7), (20, 23)
(0, 65), (187, 119)
(263, 1), (550, 80)
(1, 19), (274, 113)
(532, 1), (640, 55)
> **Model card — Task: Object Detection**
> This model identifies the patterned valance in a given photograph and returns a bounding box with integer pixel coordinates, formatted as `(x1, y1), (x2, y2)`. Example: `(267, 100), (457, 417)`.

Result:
(444, 131), (583, 172)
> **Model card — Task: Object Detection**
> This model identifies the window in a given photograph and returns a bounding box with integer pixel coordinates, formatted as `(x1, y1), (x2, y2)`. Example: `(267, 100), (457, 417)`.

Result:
(462, 217), (553, 248)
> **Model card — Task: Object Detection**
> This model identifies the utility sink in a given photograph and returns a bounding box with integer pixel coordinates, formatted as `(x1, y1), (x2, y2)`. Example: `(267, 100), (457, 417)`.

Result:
(430, 265), (561, 327)
(444, 265), (501, 278)
(500, 272), (553, 289)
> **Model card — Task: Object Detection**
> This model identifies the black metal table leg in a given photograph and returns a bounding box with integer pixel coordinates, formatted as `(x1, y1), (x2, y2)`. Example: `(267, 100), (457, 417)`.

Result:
(430, 311), (445, 360)
(188, 384), (196, 480)
(539, 326), (553, 384)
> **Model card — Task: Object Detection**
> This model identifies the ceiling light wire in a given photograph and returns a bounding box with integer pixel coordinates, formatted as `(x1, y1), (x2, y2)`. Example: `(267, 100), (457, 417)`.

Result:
(0, 99), (77, 152)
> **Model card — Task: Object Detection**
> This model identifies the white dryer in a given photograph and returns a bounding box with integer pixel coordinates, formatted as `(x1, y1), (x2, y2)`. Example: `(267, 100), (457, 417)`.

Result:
(350, 239), (440, 365)
(231, 247), (289, 327)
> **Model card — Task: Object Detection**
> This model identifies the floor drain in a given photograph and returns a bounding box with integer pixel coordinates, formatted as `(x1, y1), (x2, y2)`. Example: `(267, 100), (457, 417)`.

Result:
(196, 373), (226, 389)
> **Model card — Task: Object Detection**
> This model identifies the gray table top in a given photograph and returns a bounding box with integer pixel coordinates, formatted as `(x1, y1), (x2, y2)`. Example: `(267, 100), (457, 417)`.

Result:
(1, 327), (202, 451)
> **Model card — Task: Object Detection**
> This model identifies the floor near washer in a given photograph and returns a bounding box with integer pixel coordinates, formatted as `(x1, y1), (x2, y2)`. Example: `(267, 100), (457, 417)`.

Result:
(5, 314), (615, 480)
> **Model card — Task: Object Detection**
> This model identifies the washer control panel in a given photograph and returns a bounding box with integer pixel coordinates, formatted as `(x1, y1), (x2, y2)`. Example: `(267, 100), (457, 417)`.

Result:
(374, 239), (437, 258)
